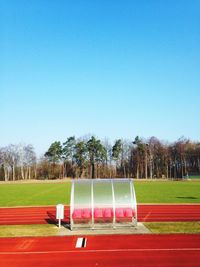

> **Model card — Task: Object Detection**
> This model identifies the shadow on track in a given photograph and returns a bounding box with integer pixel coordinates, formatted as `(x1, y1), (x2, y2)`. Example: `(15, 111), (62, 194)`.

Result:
(46, 211), (70, 229)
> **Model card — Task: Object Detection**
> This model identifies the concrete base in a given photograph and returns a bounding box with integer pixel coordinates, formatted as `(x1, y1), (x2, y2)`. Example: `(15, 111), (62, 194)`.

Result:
(56, 222), (151, 236)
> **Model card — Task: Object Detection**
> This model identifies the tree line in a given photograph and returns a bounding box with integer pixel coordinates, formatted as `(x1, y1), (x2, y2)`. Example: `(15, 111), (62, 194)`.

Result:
(0, 136), (200, 181)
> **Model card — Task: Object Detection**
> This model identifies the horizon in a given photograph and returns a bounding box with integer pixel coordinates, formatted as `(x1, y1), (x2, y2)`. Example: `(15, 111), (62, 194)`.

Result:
(1, 0), (200, 155)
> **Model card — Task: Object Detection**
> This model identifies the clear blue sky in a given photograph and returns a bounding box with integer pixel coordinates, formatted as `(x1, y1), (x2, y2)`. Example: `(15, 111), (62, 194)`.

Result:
(1, 0), (200, 155)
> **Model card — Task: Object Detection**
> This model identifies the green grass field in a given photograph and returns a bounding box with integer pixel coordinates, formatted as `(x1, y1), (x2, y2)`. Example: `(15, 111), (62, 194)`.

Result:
(135, 181), (200, 203)
(0, 222), (200, 237)
(0, 180), (200, 207)
(0, 182), (71, 207)
(189, 175), (200, 179)
(144, 222), (200, 233)
(0, 224), (60, 237)
(1, 221), (200, 237)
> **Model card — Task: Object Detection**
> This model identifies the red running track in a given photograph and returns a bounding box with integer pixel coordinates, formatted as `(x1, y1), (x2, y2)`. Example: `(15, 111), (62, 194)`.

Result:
(0, 205), (200, 225)
(0, 234), (200, 267)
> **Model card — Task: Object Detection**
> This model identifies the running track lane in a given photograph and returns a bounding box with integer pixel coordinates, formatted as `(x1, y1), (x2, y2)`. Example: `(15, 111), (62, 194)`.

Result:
(0, 234), (200, 267)
(0, 205), (200, 225)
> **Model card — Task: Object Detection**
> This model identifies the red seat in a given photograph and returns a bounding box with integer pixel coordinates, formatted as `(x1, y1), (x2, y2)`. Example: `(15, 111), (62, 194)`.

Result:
(103, 208), (113, 218)
(81, 208), (91, 219)
(72, 209), (82, 219)
(124, 208), (133, 217)
(94, 208), (103, 218)
(115, 208), (124, 218)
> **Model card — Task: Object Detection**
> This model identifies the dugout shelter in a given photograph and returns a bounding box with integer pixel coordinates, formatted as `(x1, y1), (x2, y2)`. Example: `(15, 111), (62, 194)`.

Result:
(70, 178), (137, 230)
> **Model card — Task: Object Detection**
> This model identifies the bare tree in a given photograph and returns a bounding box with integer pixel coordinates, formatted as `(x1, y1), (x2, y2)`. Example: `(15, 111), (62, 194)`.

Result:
(0, 148), (10, 181)
(0, 145), (19, 181)
(23, 145), (37, 179)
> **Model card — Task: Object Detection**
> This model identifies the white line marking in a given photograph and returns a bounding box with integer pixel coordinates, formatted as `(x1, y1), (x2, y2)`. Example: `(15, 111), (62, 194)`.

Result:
(143, 211), (151, 221)
(0, 248), (200, 255)
(76, 238), (83, 248)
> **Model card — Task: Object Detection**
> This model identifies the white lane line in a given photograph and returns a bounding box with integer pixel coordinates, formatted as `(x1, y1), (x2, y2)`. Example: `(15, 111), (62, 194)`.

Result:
(143, 211), (151, 221)
(0, 247), (200, 255)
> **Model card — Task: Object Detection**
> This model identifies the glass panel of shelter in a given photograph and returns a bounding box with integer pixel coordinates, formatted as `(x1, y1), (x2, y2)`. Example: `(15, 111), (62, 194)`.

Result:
(72, 180), (92, 228)
(93, 180), (113, 226)
(113, 180), (135, 226)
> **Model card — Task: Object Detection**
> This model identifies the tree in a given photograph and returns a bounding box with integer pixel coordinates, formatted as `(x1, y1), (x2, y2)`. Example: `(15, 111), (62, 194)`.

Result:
(63, 136), (76, 162)
(121, 139), (133, 178)
(147, 137), (161, 179)
(45, 141), (62, 164)
(102, 138), (113, 178)
(23, 145), (36, 179)
(45, 141), (63, 178)
(0, 147), (11, 181)
(74, 141), (87, 178)
(0, 143), (36, 181)
(1, 135), (200, 181)
(87, 136), (107, 178)
(95, 140), (107, 178)
(133, 136), (146, 179)
(13, 144), (36, 180)
(0, 145), (19, 181)
(112, 139), (122, 162)
(62, 136), (76, 177)
(112, 139), (123, 176)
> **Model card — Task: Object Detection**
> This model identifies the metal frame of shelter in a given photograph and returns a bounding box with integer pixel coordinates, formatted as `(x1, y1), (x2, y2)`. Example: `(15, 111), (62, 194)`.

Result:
(70, 178), (137, 230)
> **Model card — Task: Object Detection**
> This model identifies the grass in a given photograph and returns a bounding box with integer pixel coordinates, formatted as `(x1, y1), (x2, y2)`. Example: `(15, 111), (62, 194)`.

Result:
(0, 182), (71, 207)
(0, 180), (200, 207)
(189, 175), (200, 179)
(0, 224), (60, 237)
(145, 222), (200, 233)
(0, 222), (200, 237)
(134, 180), (200, 203)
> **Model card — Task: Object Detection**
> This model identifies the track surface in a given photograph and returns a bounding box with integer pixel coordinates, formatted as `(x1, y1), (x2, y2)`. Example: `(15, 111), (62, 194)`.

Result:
(0, 234), (200, 267)
(0, 204), (200, 225)
(1, 206), (200, 266)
